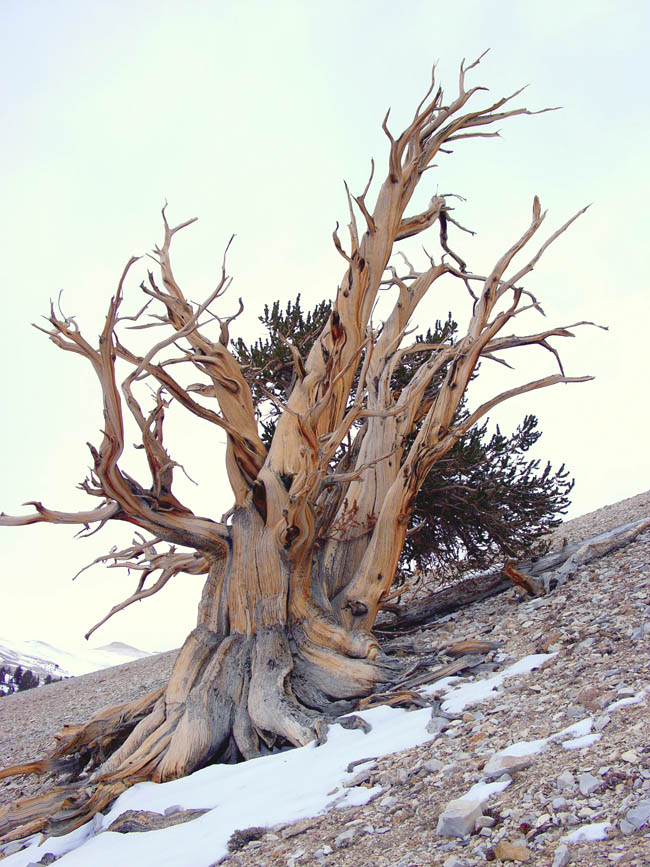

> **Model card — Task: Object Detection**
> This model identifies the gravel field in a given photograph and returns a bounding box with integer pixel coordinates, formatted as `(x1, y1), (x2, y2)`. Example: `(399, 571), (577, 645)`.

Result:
(1, 489), (649, 866)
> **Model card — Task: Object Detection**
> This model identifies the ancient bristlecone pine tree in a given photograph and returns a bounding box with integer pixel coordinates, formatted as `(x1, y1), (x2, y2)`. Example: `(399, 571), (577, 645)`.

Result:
(0, 58), (596, 841)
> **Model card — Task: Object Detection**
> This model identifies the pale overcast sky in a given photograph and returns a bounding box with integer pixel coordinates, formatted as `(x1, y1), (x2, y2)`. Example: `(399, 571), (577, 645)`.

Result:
(1, 0), (648, 652)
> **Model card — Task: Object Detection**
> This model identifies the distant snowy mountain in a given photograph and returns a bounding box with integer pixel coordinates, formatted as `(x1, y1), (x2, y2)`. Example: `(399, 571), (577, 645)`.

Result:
(0, 636), (152, 680)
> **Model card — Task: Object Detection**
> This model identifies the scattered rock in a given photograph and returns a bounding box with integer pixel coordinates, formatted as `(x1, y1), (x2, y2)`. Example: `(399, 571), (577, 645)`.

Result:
(556, 771), (576, 792)
(333, 828), (357, 849)
(619, 819), (635, 835)
(493, 840), (532, 861)
(630, 622), (650, 638)
(436, 798), (482, 837)
(483, 753), (533, 780)
(626, 799), (650, 829)
(280, 818), (319, 839)
(620, 750), (640, 763)
(578, 772), (601, 795)
(550, 843), (570, 867)
(426, 716), (450, 734)
(476, 815), (496, 828)
(443, 856), (467, 867)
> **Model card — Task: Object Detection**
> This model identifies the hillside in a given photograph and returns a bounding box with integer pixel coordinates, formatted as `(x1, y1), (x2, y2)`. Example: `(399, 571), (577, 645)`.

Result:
(0, 639), (152, 685)
(1, 490), (649, 866)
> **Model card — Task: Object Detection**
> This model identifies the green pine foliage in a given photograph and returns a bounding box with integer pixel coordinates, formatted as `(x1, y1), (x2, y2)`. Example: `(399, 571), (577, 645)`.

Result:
(235, 296), (572, 583)
(232, 296), (332, 446)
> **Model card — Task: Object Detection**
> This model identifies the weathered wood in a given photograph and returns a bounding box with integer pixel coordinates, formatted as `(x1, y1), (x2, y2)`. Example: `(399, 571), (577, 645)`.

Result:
(377, 518), (650, 633)
(0, 56), (601, 846)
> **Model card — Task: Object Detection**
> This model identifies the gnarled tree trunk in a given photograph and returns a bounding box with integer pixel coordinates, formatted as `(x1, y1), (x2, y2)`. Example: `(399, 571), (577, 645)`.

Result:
(0, 55), (598, 843)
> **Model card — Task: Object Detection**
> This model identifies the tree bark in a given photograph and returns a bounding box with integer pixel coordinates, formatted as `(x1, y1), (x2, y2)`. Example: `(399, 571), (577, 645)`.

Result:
(0, 56), (599, 845)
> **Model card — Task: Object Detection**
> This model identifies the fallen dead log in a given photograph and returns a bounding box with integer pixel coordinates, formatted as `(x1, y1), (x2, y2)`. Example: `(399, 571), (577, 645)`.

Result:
(377, 516), (650, 634)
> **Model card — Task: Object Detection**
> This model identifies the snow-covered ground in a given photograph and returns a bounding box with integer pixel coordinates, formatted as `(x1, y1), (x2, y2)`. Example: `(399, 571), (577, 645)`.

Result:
(3, 649), (642, 866)
(0, 637), (151, 679)
(8, 650), (638, 867)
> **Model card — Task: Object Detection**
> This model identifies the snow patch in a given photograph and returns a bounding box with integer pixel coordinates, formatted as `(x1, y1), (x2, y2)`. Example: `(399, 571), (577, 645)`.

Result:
(422, 653), (557, 714)
(463, 779), (511, 802)
(561, 733), (601, 750)
(499, 738), (547, 757)
(607, 690), (646, 712)
(562, 821), (611, 843)
(3, 705), (434, 867)
(551, 717), (593, 741)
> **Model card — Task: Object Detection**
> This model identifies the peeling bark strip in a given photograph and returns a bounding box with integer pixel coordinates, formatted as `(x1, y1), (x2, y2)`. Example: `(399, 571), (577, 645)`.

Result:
(0, 55), (600, 843)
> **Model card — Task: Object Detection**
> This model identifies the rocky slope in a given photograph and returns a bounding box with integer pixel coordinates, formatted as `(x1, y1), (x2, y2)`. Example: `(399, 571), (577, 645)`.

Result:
(1, 489), (649, 866)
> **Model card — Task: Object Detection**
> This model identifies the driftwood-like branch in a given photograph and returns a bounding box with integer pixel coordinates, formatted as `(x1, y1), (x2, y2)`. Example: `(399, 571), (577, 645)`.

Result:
(151, 210), (267, 501)
(80, 538), (210, 640)
(8, 249), (232, 556)
(0, 501), (119, 529)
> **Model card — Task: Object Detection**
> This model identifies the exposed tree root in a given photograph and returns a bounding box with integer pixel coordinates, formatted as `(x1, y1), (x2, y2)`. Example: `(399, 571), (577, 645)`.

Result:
(0, 622), (396, 845)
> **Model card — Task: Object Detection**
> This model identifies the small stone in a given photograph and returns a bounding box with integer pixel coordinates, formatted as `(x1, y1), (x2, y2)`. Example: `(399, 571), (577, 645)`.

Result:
(2, 842), (26, 856)
(443, 857), (467, 867)
(333, 828), (357, 849)
(551, 843), (570, 867)
(483, 753), (533, 780)
(556, 771), (576, 792)
(552, 797), (568, 810)
(618, 819), (635, 836)
(480, 827), (493, 837)
(427, 716), (450, 734)
(493, 840), (532, 861)
(594, 715), (611, 731)
(578, 773), (601, 795)
(342, 768), (374, 788)
(281, 818), (318, 839)
(616, 686), (636, 697)
(436, 798), (483, 837)
(164, 804), (184, 816)
(424, 758), (444, 772)
(476, 815), (496, 829)
(566, 705), (586, 718)
(626, 800), (650, 829)
(621, 750), (640, 763)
